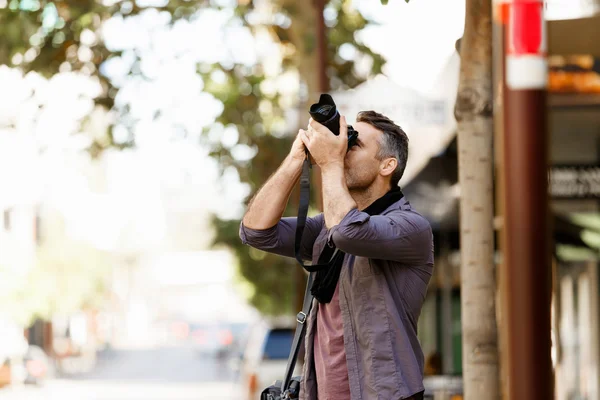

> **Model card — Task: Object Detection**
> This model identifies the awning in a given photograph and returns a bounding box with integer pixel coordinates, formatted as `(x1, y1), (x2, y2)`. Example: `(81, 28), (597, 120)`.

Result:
(402, 138), (600, 261)
(549, 14), (600, 56)
(331, 52), (460, 187)
(401, 137), (458, 231)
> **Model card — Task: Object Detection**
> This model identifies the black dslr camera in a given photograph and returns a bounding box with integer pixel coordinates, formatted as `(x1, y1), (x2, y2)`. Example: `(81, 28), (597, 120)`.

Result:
(260, 378), (301, 400)
(309, 94), (359, 150)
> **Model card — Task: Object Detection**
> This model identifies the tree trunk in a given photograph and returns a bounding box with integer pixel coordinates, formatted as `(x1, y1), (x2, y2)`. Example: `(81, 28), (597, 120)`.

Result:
(280, 0), (323, 313)
(281, 0), (321, 100)
(454, 0), (499, 398)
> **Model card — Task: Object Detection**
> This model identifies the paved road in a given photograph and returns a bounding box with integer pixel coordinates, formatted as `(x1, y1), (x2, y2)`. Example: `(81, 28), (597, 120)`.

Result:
(77, 346), (238, 383)
(1, 346), (243, 400)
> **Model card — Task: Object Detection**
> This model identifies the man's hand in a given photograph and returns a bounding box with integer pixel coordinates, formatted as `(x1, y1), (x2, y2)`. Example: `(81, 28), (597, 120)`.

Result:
(300, 115), (356, 228)
(300, 116), (348, 168)
(289, 129), (309, 162)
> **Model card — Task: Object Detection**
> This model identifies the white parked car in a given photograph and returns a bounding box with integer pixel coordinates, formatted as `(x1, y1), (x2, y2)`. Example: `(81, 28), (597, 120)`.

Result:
(239, 318), (303, 400)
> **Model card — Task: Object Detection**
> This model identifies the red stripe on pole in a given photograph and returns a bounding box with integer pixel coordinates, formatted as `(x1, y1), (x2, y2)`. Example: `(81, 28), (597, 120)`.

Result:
(509, 2), (543, 55)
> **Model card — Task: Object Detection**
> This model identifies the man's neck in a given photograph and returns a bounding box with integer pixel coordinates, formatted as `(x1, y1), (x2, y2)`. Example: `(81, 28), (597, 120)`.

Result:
(351, 184), (390, 211)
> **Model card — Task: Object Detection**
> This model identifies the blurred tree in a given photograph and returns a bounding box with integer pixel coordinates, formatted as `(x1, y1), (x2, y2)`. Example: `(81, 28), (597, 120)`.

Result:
(0, 241), (110, 327)
(0, 0), (216, 155)
(207, 0), (385, 315)
(0, 0), (384, 316)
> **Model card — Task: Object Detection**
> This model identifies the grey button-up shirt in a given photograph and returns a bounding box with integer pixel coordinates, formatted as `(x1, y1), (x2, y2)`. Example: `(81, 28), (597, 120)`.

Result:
(239, 197), (434, 400)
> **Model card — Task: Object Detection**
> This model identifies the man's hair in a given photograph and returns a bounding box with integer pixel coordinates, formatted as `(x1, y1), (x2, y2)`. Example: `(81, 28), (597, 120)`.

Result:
(356, 110), (409, 188)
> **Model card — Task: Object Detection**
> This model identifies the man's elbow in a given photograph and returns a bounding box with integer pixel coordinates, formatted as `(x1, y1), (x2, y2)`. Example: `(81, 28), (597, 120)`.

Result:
(330, 228), (357, 254)
(238, 220), (283, 252)
(241, 213), (252, 229)
(239, 221), (250, 245)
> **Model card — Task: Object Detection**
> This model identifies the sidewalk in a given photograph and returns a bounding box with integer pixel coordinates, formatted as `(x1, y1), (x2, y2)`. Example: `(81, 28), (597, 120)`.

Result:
(0, 379), (242, 400)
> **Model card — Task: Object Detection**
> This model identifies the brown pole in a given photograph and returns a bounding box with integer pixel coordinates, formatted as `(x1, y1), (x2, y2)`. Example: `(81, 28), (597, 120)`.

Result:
(295, 0), (328, 315)
(315, 0), (328, 95)
(499, 1), (553, 398)
(313, 0), (327, 211)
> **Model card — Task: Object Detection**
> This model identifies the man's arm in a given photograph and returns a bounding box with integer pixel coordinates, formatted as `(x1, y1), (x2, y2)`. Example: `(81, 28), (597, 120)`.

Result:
(319, 162), (432, 263)
(319, 161), (431, 263)
(299, 115), (357, 229)
(242, 154), (303, 230)
(240, 131), (324, 261)
(328, 210), (433, 264)
(320, 163), (357, 229)
(240, 215), (324, 261)
(299, 115), (432, 265)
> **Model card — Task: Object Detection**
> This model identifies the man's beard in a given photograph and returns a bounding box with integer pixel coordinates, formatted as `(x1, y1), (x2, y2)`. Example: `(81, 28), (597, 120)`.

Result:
(345, 169), (377, 192)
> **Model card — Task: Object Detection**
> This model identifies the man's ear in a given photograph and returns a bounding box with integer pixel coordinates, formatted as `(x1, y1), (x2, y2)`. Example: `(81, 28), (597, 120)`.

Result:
(380, 158), (397, 178)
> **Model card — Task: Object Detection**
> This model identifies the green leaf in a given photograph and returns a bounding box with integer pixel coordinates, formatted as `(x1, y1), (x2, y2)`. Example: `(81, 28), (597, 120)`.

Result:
(206, 0), (388, 315)
(0, 0), (389, 317)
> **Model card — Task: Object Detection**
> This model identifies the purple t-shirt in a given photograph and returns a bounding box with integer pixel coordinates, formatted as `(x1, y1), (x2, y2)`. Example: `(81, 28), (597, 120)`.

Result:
(313, 281), (351, 400)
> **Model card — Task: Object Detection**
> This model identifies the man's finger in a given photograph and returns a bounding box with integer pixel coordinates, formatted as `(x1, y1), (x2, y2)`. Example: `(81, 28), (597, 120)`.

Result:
(295, 130), (307, 147)
(309, 119), (327, 135)
(340, 115), (348, 139)
(299, 130), (311, 148)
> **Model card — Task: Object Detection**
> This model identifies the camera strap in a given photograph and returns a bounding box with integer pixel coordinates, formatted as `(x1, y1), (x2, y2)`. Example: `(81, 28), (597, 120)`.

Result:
(293, 157), (338, 272)
(281, 155), (338, 395)
(280, 269), (314, 394)
(293, 157), (312, 269)
(279, 156), (316, 394)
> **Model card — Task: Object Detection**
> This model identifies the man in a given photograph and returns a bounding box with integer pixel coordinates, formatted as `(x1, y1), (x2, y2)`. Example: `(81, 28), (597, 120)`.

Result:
(239, 111), (434, 400)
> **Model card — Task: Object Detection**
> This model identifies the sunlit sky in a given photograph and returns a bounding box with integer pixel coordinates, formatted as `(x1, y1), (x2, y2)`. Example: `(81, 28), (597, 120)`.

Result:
(6, 0), (466, 255)
(0, 0), (596, 328)
(1, 0), (594, 254)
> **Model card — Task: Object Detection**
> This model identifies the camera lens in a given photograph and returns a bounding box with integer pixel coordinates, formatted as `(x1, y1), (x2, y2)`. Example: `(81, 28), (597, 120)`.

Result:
(309, 94), (359, 150)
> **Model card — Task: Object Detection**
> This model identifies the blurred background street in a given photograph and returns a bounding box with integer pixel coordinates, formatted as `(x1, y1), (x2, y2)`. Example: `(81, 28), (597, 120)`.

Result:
(1, 0), (600, 399)
(1, 347), (241, 400)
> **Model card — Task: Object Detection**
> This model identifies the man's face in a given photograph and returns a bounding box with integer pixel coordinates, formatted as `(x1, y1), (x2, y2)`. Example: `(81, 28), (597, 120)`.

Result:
(343, 121), (384, 191)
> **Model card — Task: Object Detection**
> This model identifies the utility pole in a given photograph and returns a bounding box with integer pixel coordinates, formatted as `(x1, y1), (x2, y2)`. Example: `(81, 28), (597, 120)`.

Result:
(315, 0), (328, 94)
(293, 0), (328, 314)
(313, 0), (327, 212)
(497, 0), (553, 398)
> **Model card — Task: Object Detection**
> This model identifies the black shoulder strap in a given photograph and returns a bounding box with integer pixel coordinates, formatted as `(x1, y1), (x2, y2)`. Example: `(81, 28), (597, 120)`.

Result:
(294, 158), (312, 268)
(280, 155), (328, 394)
(282, 155), (338, 393)
(281, 271), (314, 393)
(294, 157), (337, 272)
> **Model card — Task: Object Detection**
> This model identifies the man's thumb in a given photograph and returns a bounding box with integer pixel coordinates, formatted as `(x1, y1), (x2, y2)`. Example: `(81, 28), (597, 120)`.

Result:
(340, 115), (348, 138)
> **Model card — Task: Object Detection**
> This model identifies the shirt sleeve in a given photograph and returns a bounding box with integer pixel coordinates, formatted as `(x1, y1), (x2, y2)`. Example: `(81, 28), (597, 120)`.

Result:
(239, 214), (324, 261)
(327, 208), (432, 264)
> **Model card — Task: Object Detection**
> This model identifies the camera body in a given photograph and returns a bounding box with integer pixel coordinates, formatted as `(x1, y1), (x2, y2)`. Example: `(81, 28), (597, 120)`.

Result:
(309, 94), (358, 150)
(261, 378), (301, 400)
